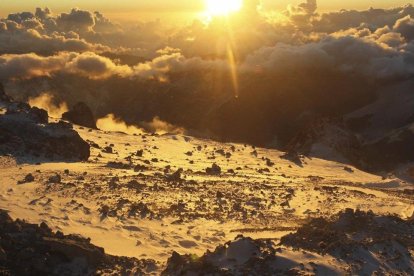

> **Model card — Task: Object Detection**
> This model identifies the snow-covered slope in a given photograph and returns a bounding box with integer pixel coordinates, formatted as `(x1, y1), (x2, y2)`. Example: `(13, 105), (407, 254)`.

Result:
(0, 114), (413, 273)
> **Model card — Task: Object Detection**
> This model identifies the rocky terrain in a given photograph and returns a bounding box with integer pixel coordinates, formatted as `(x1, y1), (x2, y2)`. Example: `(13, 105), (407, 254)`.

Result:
(0, 89), (90, 162)
(0, 93), (413, 275)
(0, 210), (156, 275)
(166, 209), (414, 275)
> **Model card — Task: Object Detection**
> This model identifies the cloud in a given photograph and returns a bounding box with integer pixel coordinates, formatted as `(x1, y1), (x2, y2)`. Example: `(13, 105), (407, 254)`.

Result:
(140, 116), (185, 134)
(0, 50), (231, 82)
(0, 52), (133, 80)
(2, 1), (414, 148)
(287, 0), (318, 26)
(0, 20), (108, 55)
(242, 35), (414, 81)
(0, 8), (111, 55)
(312, 4), (414, 33)
(65, 52), (132, 79)
(394, 15), (414, 41)
(97, 114), (143, 135)
(28, 93), (68, 118)
(96, 114), (184, 135)
(56, 8), (95, 33)
(0, 53), (67, 79)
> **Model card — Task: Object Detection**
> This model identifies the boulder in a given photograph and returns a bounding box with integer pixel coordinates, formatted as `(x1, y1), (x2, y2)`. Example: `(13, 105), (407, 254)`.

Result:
(62, 102), (97, 129)
(0, 209), (155, 275)
(0, 105), (90, 161)
(206, 163), (221, 175)
(28, 106), (48, 124)
(48, 174), (61, 184)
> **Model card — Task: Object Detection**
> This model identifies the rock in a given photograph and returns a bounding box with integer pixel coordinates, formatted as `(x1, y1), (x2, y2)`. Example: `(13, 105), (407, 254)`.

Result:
(48, 174), (61, 184)
(136, 149), (144, 157)
(280, 151), (303, 167)
(0, 208), (154, 275)
(163, 237), (276, 275)
(206, 163), (221, 175)
(106, 161), (131, 169)
(344, 166), (354, 173)
(28, 107), (48, 124)
(62, 102), (97, 129)
(43, 237), (105, 266)
(126, 180), (145, 191)
(266, 158), (274, 167)
(19, 173), (35, 184)
(216, 149), (225, 156)
(103, 146), (113, 154)
(167, 168), (184, 182)
(0, 105), (90, 161)
(363, 127), (414, 171)
(134, 164), (148, 172)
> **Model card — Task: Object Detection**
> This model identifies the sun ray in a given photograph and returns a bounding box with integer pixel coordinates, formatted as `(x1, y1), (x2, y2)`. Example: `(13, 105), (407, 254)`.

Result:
(227, 44), (239, 97)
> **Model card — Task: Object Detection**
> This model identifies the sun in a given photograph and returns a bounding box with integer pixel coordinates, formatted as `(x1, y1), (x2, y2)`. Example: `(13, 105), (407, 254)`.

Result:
(205, 0), (243, 16)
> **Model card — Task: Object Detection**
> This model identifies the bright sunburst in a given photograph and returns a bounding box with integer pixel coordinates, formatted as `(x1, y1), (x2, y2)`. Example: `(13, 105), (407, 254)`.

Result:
(205, 0), (243, 16)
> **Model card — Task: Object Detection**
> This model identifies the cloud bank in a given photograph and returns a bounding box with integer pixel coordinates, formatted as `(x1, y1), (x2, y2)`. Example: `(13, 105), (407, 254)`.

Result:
(1, 1), (414, 148)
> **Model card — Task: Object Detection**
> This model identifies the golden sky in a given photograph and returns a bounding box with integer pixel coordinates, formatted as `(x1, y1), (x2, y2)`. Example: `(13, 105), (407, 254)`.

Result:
(1, 0), (411, 21)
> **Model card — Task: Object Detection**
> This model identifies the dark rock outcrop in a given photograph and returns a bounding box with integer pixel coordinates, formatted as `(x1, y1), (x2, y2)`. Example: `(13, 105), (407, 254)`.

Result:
(62, 102), (97, 129)
(0, 103), (90, 161)
(163, 210), (414, 275)
(163, 236), (278, 275)
(285, 117), (363, 166)
(281, 209), (414, 274)
(363, 127), (414, 171)
(286, 116), (414, 172)
(0, 210), (156, 275)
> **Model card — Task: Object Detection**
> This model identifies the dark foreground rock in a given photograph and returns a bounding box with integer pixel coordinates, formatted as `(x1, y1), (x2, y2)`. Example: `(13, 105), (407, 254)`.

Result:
(62, 102), (97, 129)
(163, 237), (278, 276)
(0, 103), (90, 161)
(0, 210), (156, 275)
(281, 209), (414, 275)
(163, 210), (414, 275)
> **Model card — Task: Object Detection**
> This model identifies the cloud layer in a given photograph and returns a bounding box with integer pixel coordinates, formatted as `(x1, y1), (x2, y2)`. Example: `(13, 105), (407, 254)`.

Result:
(2, 1), (414, 147)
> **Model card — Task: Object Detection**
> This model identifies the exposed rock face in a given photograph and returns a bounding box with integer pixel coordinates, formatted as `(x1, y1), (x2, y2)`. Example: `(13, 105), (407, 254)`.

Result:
(28, 106), (49, 124)
(363, 126), (414, 171)
(286, 116), (363, 166)
(0, 210), (156, 275)
(0, 103), (90, 161)
(281, 209), (414, 274)
(286, 116), (414, 172)
(62, 102), (97, 129)
(163, 236), (278, 275)
(163, 210), (414, 275)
